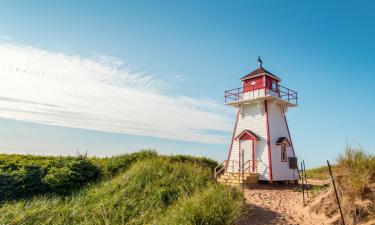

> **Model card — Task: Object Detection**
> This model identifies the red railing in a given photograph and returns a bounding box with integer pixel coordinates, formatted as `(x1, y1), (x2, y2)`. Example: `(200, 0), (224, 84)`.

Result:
(225, 82), (298, 105)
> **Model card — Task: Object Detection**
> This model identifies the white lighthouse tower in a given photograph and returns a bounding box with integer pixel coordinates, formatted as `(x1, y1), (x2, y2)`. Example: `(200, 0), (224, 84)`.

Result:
(216, 58), (299, 184)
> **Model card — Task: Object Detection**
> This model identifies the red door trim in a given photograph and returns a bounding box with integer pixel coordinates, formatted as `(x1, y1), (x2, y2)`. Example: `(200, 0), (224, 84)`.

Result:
(226, 110), (240, 170)
(239, 139), (256, 173)
(265, 100), (273, 182)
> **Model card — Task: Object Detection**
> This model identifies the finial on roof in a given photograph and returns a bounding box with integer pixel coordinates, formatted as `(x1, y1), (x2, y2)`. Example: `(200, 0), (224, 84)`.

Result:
(258, 56), (263, 68)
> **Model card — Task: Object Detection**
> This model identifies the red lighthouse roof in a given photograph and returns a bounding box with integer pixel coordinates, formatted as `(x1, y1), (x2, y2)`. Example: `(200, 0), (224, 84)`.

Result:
(240, 66), (281, 81)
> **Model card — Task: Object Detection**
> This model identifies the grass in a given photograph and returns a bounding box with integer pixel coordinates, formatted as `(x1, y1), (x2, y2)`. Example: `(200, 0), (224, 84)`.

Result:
(334, 146), (375, 224)
(0, 152), (243, 225)
(308, 146), (375, 224)
(305, 165), (330, 180)
(336, 146), (375, 196)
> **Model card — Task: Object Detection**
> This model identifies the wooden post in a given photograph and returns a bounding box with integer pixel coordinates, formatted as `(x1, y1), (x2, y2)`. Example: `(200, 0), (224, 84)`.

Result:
(300, 161), (305, 204)
(303, 160), (309, 197)
(242, 149), (245, 194)
(327, 160), (345, 225)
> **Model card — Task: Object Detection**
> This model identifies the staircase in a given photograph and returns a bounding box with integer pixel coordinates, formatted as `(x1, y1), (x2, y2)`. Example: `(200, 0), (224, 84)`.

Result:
(214, 160), (259, 188)
(217, 172), (259, 187)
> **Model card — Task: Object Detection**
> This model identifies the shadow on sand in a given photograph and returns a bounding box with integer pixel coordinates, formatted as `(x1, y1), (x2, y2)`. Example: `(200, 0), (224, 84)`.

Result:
(235, 203), (288, 225)
(234, 184), (300, 225)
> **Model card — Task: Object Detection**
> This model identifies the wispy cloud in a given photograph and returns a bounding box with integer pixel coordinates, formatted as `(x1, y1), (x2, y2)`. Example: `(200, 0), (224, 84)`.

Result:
(0, 42), (232, 144)
(0, 34), (12, 41)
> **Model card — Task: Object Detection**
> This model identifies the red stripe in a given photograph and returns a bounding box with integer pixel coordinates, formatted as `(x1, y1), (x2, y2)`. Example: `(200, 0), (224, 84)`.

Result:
(265, 100), (273, 182)
(226, 110), (240, 170)
(284, 114), (296, 157)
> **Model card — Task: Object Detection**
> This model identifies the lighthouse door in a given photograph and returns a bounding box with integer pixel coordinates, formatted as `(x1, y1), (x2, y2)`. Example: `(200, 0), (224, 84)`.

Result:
(239, 139), (252, 173)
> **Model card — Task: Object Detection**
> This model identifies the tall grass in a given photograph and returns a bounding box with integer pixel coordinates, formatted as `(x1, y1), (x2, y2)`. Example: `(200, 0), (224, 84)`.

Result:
(337, 146), (375, 196)
(158, 185), (243, 225)
(0, 154), (243, 225)
(335, 146), (375, 224)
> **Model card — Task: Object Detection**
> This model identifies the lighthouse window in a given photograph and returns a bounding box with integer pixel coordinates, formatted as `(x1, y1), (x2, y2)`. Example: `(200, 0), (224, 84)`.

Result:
(272, 81), (278, 91)
(281, 144), (287, 162)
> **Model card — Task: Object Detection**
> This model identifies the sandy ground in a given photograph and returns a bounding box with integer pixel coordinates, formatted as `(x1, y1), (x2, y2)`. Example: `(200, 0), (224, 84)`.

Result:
(235, 185), (331, 225)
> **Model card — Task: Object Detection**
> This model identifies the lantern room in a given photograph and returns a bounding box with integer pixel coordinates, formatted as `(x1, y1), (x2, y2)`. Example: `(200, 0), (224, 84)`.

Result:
(224, 64), (297, 108)
(241, 67), (281, 92)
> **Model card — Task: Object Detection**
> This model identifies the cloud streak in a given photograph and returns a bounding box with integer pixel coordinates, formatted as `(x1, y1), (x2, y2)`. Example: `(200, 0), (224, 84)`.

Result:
(0, 42), (232, 143)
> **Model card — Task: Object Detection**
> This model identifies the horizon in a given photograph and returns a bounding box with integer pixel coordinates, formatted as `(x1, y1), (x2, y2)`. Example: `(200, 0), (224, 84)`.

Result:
(0, 1), (374, 168)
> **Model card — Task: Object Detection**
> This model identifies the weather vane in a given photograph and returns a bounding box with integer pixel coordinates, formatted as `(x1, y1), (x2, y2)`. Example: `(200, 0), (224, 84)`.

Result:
(258, 56), (263, 67)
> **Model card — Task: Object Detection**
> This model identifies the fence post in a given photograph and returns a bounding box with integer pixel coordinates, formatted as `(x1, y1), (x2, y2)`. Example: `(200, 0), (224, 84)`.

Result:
(242, 149), (245, 194)
(303, 160), (309, 197)
(300, 161), (305, 204)
(327, 160), (345, 225)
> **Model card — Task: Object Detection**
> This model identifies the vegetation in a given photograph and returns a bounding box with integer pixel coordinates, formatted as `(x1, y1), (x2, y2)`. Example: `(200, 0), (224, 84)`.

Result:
(309, 146), (375, 224)
(335, 146), (375, 224)
(336, 147), (375, 196)
(305, 165), (330, 180)
(0, 151), (243, 225)
(0, 154), (100, 199)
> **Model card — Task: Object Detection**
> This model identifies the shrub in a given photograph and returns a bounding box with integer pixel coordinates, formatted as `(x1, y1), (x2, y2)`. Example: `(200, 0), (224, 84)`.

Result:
(0, 155), (100, 200)
(0, 165), (47, 200)
(42, 158), (99, 194)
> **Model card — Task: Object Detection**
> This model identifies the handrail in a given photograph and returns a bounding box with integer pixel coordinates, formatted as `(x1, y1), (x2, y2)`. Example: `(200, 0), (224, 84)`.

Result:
(214, 160), (239, 178)
(214, 160), (258, 179)
(214, 160), (226, 178)
(224, 81), (297, 105)
(214, 159), (258, 179)
(240, 160), (257, 175)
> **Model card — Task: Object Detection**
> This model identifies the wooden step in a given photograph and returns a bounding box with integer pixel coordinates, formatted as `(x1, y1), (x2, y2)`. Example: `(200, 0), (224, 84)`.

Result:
(217, 180), (258, 188)
(217, 172), (259, 187)
(220, 173), (259, 178)
(217, 177), (257, 183)
(222, 172), (258, 178)
(221, 172), (259, 177)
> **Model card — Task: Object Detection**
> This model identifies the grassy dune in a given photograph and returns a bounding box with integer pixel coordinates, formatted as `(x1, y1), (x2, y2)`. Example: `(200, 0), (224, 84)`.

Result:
(0, 151), (243, 225)
(308, 147), (375, 224)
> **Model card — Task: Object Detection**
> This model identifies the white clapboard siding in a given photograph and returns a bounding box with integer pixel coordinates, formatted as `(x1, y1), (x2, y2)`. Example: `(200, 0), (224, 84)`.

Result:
(228, 102), (270, 180)
(267, 101), (299, 181)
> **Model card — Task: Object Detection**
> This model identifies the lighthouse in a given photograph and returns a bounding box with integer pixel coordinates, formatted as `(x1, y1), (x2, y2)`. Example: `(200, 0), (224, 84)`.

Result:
(215, 58), (299, 185)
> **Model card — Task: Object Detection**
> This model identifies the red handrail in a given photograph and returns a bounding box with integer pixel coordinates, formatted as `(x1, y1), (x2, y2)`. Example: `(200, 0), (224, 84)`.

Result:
(224, 82), (298, 105)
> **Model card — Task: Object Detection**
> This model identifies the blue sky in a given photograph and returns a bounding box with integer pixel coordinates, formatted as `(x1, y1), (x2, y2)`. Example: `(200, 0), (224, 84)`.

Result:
(0, 1), (374, 167)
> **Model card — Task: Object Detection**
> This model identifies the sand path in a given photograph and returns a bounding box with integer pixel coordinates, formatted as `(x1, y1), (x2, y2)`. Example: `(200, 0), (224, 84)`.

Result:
(236, 185), (331, 225)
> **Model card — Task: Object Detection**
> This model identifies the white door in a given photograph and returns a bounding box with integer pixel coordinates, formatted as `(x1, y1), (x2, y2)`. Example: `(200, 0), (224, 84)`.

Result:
(239, 139), (252, 173)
